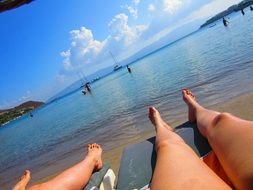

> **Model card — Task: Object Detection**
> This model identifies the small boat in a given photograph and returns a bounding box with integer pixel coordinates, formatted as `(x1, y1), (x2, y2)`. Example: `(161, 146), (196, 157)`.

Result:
(109, 51), (122, 72)
(113, 65), (123, 71)
(209, 23), (216, 28)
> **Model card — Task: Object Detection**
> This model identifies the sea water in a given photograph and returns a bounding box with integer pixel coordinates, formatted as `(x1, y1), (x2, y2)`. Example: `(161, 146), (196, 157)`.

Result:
(1, 10), (253, 189)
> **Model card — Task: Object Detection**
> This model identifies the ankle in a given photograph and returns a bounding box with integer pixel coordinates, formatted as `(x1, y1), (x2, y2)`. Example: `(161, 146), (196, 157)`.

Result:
(84, 155), (98, 167)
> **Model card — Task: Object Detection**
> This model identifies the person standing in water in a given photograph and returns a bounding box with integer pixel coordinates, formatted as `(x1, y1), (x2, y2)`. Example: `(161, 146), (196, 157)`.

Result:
(222, 17), (229, 27)
(127, 65), (132, 73)
(250, 6), (253, 11)
(241, 9), (245, 15)
(85, 82), (91, 92)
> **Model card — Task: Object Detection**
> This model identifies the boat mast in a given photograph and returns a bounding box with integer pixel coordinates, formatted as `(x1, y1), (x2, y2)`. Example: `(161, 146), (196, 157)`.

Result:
(109, 51), (118, 67)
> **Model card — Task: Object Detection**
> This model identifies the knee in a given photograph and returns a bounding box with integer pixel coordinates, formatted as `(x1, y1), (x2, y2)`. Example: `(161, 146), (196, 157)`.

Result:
(212, 112), (233, 127)
(156, 133), (185, 151)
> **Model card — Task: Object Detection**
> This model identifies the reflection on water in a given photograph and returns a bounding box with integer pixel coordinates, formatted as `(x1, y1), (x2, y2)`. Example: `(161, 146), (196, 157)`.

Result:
(1, 11), (253, 188)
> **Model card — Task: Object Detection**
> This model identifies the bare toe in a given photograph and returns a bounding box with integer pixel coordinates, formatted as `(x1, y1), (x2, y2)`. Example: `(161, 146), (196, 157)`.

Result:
(87, 143), (103, 171)
(182, 89), (198, 123)
(149, 107), (161, 126)
(13, 170), (31, 190)
(149, 107), (173, 131)
(182, 89), (195, 104)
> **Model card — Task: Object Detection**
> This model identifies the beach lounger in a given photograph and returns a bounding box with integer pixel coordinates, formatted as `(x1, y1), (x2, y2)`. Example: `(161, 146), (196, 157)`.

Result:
(84, 163), (116, 190)
(117, 122), (212, 190)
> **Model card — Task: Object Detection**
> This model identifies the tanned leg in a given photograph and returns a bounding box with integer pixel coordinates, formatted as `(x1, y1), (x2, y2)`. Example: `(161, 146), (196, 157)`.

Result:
(28, 143), (103, 190)
(149, 107), (230, 190)
(183, 89), (253, 190)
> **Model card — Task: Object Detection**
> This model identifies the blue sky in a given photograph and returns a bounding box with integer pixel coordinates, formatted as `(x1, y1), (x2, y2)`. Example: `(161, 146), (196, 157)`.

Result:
(0, 0), (242, 109)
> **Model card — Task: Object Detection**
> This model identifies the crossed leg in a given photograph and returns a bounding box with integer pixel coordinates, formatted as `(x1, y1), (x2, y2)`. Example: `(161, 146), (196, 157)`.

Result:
(13, 143), (103, 190)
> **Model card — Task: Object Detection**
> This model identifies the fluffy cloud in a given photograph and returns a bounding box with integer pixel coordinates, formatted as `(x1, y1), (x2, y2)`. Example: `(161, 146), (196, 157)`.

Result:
(133, 0), (141, 6)
(148, 4), (156, 12)
(60, 13), (148, 75)
(109, 14), (139, 46)
(106, 13), (148, 53)
(60, 50), (71, 70)
(121, 0), (141, 19)
(60, 27), (105, 71)
(126, 5), (138, 19)
(163, 0), (183, 14)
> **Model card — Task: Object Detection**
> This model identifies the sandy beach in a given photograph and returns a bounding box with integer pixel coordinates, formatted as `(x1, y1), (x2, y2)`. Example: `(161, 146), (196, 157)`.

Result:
(23, 91), (253, 188)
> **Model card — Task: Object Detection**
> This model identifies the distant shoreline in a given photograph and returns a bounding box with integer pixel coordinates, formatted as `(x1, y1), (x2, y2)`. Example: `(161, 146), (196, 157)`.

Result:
(200, 0), (253, 28)
(0, 101), (44, 126)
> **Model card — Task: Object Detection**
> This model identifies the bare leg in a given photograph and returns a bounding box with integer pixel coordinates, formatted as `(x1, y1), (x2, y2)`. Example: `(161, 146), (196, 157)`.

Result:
(12, 170), (31, 190)
(149, 107), (230, 190)
(28, 143), (103, 190)
(183, 89), (253, 190)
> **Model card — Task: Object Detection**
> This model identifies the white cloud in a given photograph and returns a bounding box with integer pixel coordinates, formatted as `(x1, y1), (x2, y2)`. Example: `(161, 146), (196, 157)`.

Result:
(70, 27), (104, 57)
(60, 13), (148, 77)
(108, 13), (138, 46)
(121, 0), (141, 19)
(126, 5), (138, 19)
(163, 0), (183, 14)
(148, 4), (156, 12)
(133, 0), (140, 6)
(60, 50), (72, 70)
(60, 27), (105, 72)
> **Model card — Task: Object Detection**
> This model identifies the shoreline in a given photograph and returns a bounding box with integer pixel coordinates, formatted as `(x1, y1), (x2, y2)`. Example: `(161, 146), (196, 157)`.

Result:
(23, 91), (253, 188)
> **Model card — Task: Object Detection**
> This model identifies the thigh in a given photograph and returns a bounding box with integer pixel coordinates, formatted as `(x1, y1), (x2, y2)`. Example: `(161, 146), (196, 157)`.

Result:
(207, 113), (253, 189)
(151, 132), (231, 190)
(203, 151), (234, 188)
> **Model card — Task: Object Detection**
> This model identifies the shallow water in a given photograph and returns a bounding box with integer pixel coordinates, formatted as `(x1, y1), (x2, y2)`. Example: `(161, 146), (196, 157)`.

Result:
(1, 10), (253, 189)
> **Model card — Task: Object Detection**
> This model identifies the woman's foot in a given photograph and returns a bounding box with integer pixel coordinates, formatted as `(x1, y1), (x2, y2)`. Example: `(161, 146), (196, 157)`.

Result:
(149, 107), (173, 132)
(12, 170), (31, 190)
(182, 89), (201, 123)
(86, 143), (103, 171)
(149, 107), (179, 151)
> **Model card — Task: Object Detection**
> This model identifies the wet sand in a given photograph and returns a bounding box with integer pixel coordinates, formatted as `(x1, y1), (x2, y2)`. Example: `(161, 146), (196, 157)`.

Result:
(27, 91), (253, 188)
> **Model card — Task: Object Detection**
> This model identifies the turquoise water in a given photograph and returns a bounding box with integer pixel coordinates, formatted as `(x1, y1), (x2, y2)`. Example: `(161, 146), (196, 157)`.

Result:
(2, 10), (253, 188)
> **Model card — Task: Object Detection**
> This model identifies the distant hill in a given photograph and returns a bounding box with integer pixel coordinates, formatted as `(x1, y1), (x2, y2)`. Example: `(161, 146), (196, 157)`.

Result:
(0, 100), (44, 113)
(0, 100), (44, 126)
(14, 100), (44, 110)
(200, 0), (253, 28)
